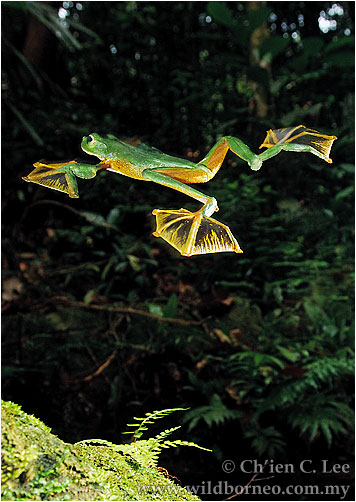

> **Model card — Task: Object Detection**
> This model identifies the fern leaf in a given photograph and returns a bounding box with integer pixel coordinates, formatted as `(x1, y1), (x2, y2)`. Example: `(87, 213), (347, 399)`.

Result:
(183, 394), (242, 431)
(124, 407), (189, 439)
(154, 426), (181, 442)
(77, 408), (211, 470)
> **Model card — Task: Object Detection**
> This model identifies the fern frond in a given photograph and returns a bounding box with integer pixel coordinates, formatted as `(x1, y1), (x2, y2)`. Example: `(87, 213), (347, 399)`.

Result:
(257, 354), (354, 414)
(245, 425), (286, 457)
(154, 426), (181, 442)
(159, 440), (212, 452)
(76, 408), (211, 470)
(183, 394), (242, 431)
(123, 407), (189, 439)
(290, 395), (354, 447)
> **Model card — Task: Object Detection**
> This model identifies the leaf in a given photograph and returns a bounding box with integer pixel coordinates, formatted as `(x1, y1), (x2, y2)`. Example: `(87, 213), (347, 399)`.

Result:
(163, 293), (178, 318)
(304, 300), (327, 324)
(247, 7), (272, 32)
(339, 163), (355, 174)
(80, 210), (115, 228)
(207, 2), (235, 28)
(260, 36), (290, 62)
(183, 394), (242, 431)
(325, 35), (355, 53)
(206, 1), (249, 46)
(335, 185), (354, 200)
(127, 254), (141, 271)
(277, 345), (300, 363)
(106, 207), (120, 225)
(83, 289), (96, 305)
(147, 303), (164, 317)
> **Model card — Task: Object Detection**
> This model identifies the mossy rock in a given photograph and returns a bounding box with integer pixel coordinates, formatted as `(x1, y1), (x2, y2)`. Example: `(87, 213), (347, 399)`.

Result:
(1, 401), (200, 501)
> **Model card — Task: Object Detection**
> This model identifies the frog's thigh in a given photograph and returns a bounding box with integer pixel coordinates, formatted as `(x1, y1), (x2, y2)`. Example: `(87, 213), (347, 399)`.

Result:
(149, 165), (212, 184)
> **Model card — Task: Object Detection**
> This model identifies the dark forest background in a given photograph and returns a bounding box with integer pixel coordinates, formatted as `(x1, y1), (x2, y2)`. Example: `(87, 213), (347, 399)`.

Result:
(2, 1), (354, 499)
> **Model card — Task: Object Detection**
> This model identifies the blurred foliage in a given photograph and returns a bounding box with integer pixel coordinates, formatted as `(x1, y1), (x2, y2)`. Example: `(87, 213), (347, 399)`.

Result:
(2, 0), (354, 490)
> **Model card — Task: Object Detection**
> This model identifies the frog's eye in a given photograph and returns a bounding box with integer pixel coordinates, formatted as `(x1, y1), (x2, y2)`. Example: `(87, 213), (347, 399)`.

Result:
(86, 135), (95, 144)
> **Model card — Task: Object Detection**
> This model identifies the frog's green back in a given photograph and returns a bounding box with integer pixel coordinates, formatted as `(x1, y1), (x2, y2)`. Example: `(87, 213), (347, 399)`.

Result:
(83, 133), (197, 170)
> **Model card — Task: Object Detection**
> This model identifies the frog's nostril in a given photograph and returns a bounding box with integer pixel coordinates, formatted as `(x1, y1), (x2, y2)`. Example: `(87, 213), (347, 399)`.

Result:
(86, 135), (94, 144)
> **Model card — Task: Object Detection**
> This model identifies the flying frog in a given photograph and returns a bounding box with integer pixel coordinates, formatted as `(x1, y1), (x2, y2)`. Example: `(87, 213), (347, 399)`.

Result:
(23, 126), (337, 257)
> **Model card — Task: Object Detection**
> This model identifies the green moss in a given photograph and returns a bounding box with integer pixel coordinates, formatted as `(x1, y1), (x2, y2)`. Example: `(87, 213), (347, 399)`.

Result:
(1, 401), (200, 501)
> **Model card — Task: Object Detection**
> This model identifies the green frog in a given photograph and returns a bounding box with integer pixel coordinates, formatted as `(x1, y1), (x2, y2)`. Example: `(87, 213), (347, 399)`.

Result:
(23, 126), (337, 256)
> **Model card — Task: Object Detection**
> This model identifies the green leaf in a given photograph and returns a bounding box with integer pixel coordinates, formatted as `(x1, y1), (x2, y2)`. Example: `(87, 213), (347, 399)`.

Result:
(80, 210), (114, 228)
(247, 7), (272, 32)
(207, 2), (235, 28)
(127, 254), (141, 271)
(335, 185), (354, 200)
(147, 303), (164, 317)
(339, 163), (355, 174)
(83, 289), (96, 305)
(163, 294), (178, 318)
(277, 345), (300, 363)
(325, 35), (355, 53)
(107, 207), (120, 225)
(260, 36), (290, 62)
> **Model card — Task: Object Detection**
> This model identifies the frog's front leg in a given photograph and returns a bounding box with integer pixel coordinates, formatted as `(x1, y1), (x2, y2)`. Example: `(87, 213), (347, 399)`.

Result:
(23, 161), (102, 198)
(142, 168), (242, 257)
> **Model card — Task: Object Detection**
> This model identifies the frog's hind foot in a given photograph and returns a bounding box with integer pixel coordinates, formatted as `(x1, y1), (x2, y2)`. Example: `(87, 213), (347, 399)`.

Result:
(152, 208), (243, 257)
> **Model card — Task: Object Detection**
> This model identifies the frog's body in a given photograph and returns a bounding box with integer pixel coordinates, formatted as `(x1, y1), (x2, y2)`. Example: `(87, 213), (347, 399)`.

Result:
(23, 126), (337, 257)
(83, 135), (202, 181)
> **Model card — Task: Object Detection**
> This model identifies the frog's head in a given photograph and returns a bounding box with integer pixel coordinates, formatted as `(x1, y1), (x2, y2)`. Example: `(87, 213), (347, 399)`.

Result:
(81, 133), (110, 160)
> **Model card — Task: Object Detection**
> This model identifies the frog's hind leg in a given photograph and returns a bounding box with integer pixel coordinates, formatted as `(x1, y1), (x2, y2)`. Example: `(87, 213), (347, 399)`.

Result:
(152, 207), (242, 256)
(142, 169), (242, 256)
(197, 136), (262, 174)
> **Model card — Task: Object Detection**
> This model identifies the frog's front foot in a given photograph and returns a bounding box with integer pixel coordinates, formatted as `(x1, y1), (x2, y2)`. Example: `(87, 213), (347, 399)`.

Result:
(152, 207), (242, 257)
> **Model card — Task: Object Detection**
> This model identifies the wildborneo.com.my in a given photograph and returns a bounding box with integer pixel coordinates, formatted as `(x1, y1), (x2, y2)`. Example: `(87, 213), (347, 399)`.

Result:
(138, 480), (351, 500)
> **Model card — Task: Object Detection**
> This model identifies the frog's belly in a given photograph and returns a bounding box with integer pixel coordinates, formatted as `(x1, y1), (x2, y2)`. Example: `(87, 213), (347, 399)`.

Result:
(105, 160), (145, 180)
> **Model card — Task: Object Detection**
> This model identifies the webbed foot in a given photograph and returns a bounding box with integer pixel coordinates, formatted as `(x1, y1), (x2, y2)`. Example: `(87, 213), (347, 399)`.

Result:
(152, 208), (243, 257)
(22, 160), (79, 198)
